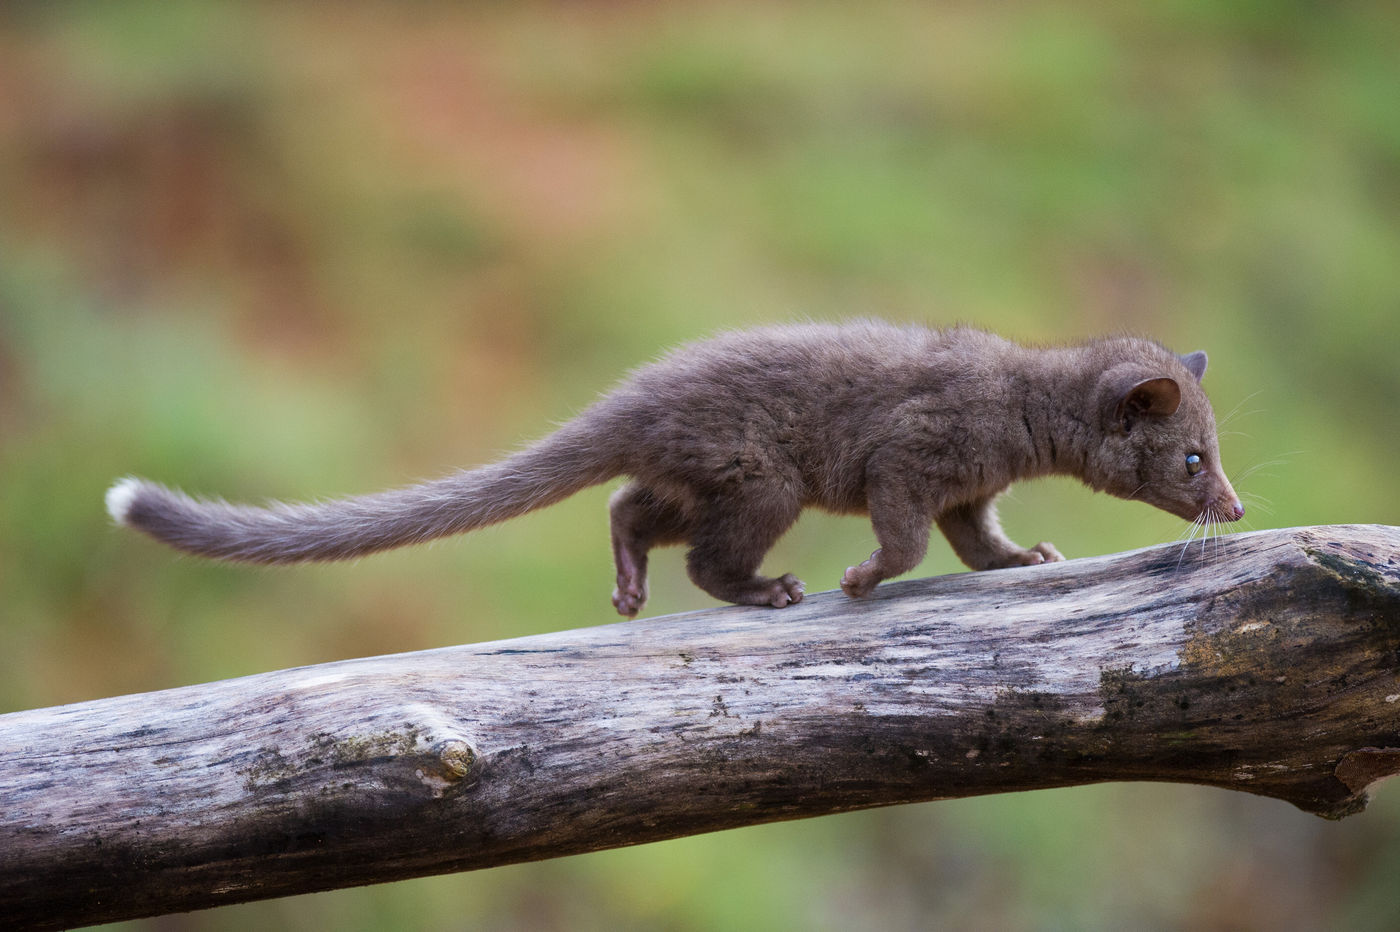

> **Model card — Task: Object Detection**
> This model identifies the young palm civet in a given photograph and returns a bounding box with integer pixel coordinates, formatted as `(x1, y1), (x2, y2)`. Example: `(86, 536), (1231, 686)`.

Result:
(108, 321), (1244, 617)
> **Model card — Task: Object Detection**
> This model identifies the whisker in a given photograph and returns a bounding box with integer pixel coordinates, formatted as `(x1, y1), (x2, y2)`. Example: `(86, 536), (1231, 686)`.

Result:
(1175, 515), (1206, 572)
(1232, 456), (1301, 483)
(1241, 492), (1275, 516)
(1221, 451), (1300, 531)
(1173, 522), (1194, 567)
(1172, 516), (1203, 544)
(1217, 391), (1265, 430)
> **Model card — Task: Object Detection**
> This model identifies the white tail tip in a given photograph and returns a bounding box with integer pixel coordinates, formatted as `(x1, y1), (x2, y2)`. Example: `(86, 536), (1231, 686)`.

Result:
(106, 477), (143, 525)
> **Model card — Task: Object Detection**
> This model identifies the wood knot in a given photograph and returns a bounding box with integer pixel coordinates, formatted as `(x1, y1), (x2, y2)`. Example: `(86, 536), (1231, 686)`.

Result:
(435, 740), (476, 781)
(414, 739), (478, 797)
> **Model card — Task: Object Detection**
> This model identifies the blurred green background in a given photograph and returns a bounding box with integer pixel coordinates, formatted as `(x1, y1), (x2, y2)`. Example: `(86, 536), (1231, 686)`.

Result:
(3, 2), (1399, 929)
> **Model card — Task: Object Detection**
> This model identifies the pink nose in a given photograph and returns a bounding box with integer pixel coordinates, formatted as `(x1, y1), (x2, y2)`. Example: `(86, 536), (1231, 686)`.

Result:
(1213, 471), (1245, 522)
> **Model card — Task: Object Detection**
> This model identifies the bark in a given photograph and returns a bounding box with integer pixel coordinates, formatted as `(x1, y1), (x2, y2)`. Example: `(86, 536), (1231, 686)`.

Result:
(3, 524), (1399, 930)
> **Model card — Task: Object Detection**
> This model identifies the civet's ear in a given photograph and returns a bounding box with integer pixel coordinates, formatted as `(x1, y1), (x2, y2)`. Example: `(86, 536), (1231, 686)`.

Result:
(1115, 377), (1181, 432)
(1178, 351), (1208, 383)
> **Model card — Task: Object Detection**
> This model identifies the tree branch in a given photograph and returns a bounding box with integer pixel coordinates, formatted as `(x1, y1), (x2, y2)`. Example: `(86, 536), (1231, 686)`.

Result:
(4, 525), (1400, 930)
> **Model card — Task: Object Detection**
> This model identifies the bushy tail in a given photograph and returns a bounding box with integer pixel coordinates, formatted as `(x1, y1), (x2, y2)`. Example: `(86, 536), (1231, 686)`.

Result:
(107, 418), (622, 564)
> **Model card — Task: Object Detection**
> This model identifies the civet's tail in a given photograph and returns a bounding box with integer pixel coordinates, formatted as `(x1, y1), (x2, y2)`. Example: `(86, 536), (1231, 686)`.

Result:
(106, 417), (622, 564)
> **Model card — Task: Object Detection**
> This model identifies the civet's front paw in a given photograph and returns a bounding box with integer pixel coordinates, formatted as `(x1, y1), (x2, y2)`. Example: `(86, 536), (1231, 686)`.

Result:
(840, 560), (882, 599)
(612, 578), (648, 618)
(985, 541), (1065, 569)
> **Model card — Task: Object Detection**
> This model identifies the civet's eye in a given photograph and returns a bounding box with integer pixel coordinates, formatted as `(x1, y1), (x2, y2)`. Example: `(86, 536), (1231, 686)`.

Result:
(1185, 454), (1203, 476)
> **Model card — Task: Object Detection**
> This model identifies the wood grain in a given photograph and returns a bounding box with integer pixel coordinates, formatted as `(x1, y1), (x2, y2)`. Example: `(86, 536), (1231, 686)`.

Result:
(3, 525), (1399, 930)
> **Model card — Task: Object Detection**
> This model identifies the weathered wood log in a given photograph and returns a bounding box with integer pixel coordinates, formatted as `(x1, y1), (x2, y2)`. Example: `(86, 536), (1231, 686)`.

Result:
(3, 524), (1400, 930)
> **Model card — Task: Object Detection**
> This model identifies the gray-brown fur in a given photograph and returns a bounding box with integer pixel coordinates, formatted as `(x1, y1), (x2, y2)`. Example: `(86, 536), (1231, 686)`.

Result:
(108, 321), (1243, 616)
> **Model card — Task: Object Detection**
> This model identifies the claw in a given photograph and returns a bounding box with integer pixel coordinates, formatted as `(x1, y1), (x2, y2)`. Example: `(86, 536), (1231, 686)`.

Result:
(767, 573), (806, 608)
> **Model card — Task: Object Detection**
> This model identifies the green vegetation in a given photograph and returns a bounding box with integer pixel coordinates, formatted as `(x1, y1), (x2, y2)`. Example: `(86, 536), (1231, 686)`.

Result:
(2, 2), (1399, 928)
